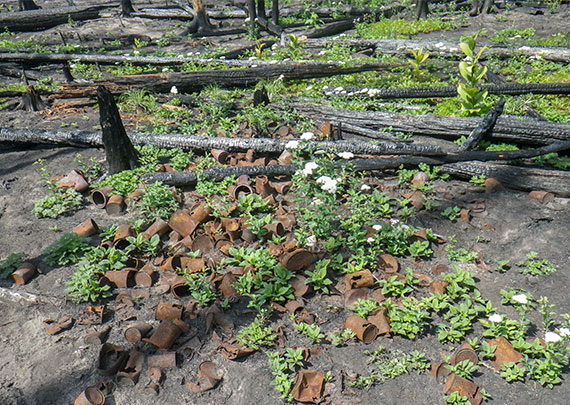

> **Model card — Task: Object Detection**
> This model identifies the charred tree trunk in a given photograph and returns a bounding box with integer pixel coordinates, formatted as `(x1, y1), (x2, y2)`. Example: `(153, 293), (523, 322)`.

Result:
(97, 86), (139, 175)
(247, 0), (257, 35)
(415, 0), (429, 20)
(272, 0), (279, 25)
(186, 0), (214, 34)
(121, 0), (136, 16)
(18, 0), (40, 11)
(470, 0), (494, 16)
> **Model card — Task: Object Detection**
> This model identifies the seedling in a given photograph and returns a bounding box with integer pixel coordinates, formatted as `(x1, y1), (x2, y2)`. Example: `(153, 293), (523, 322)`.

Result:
(501, 362), (526, 382)
(441, 206), (461, 221)
(457, 30), (489, 115)
(349, 298), (379, 319)
(43, 233), (91, 266)
(517, 252), (557, 276)
(0, 253), (27, 278)
(445, 359), (478, 380)
(304, 259), (333, 294)
(237, 315), (275, 350)
(293, 322), (325, 343)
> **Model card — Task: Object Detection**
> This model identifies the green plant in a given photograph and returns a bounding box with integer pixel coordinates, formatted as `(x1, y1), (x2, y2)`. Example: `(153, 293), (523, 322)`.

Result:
(349, 299), (379, 319)
(383, 297), (430, 339)
(0, 253), (26, 278)
(43, 233), (91, 266)
(330, 328), (355, 347)
(381, 275), (413, 298)
(494, 259), (510, 273)
(457, 30), (489, 115)
(136, 182), (179, 221)
(445, 236), (479, 263)
(183, 273), (216, 307)
(501, 362), (526, 382)
(237, 314), (275, 350)
(444, 391), (470, 405)
(237, 193), (272, 215)
(351, 345), (429, 389)
(125, 233), (161, 257)
(445, 359), (478, 380)
(481, 314), (526, 341)
(169, 149), (194, 170)
(442, 265), (476, 299)
(408, 47), (430, 80)
(442, 206), (461, 221)
(480, 340), (497, 360)
(407, 240), (433, 258)
(267, 348), (306, 400)
(517, 251), (557, 276)
(244, 214), (273, 241)
(304, 259), (333, 294)
(293, 321), (325, 343)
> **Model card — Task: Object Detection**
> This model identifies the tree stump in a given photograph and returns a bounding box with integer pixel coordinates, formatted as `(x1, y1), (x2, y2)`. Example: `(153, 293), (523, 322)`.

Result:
(18, 0), (40, 11)
(185, 0), (214, 34)
(121, 0), (136, 17)
(97, 85), (139, 175)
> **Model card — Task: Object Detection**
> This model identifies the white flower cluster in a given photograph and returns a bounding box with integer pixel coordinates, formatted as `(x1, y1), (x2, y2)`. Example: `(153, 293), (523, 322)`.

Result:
(302, 161), (318, 176)
(337, 151), (354, 160)
(360, 184), (371, 191)
(305, 235), (317, 248)
(488, 314), (502, 323)
(545, 332), (562, 343)
(511, 294), (528, 304)
(285, 140), (299, 150)
(170, 86), (178, 94)
(300, 132), (314, 140)
(316, 175), (340, 194)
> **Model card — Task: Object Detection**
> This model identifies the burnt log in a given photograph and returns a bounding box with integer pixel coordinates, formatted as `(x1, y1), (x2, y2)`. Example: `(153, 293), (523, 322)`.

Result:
(306, 19), (355, 39)
(441, 162), (570, 196)
(80, 62), (392, 94)
(459, 99), (505, 151)
(0, 127), (444, 156)
(97, 86), (139, 175)
(0, 5), (108, 32)
(306, 38), (570, 64)
(326, 82), (570, 99)
(292, 103), (570, 146)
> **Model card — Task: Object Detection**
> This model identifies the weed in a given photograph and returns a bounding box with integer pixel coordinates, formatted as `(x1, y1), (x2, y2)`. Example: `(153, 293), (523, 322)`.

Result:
(517, 252), (557, 276)
(267, 348), (306, 400)
(356, 18), (455, 39)
(0, 253), (27, 279)
(469, 175), (486, 186)
(330, 328), (356, 347)
(351, 345), (429, 389)
(43, 233), (91, 267)
(445, 359), (478, 380)
(237, 314), (275, 350)
(445, 236), (479, 263)
(383, 297), (430, 339)
(408, 240), (433, 258)
(304, 259), (333, 294)
(501, 362), (526, 382)
(349, 299), (379, 319)
(381, 275), (413, 298)
(182, 273), (216, 307)
(444, 392), (470, 405)
(408, 47), (430, 80)
(136, 182), (179, 221)
(293, 321), (325, 343)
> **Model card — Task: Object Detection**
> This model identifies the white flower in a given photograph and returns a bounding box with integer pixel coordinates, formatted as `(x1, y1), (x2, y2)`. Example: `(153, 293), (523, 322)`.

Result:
(306, 85), (313, 91)
(318, 50), (326, 55)
(245, 17), (251, 23)
(300, 132), (314, 141)
(367, 237), (375, 243)
(278, 74), (285, 81)
(271, 43), (278, 50)
(177, 54), (184, 59)
(337, 151), (354, 160)
(360, 184), (371, 191)
(310, 198), (323, 206)
(162, 67), (169, 72)
(248, 56), (257, 61)
(558, 328), (570, 337)
(372, 224), (382, 231)
(316, 176), (340, 194)
(133, 50), (140, 55)
(285, 140), (299, 150)
(306, 235), (317, 248)
(170, 86), (178, 94)
(512, 294), (528, 304)
(545, 332), (562, 343)
(323, 86), (329, 90)
(302, 161), (318, 176)
(488, 314), (502, 323)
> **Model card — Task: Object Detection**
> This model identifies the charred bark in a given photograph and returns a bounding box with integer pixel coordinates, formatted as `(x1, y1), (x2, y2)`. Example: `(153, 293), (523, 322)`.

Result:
(121, 0), (136, 17)
(470, 0), (494, 16)
(306, 19), (355, 39)
(326, 83), (570, 99)
(458, 99), (504, 151)
(0, 5), (107, 32)
(185, 0), (215, 35)
(18, 0), (40, 11)
(415, 0), (429, 20)
(0, 127), (444, 156)
(441, 162), (570, 196)
(306, 38), (570, 64)
(90, 62), (392, 94)
(292, 103), (570, 146)
(97, 86), (139, 175)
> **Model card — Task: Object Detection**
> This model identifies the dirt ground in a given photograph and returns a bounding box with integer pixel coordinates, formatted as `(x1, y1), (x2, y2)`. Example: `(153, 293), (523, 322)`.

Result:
(1, 1), (570, 405)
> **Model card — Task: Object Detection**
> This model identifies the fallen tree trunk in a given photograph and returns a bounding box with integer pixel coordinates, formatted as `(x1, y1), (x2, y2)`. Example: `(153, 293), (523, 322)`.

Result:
(328, 82), (570, 99)
(459, 99), (504, 151)
(292, 103), (570, 145)
(143, 139), (570, 193)
(0, 128), (444, 156)
(0, 5), (109, 32)
(65, 62), (393, 94)
(306, 38), (570, 64)
(440, 162), (570, 196)
(306, 19), (355, 39)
